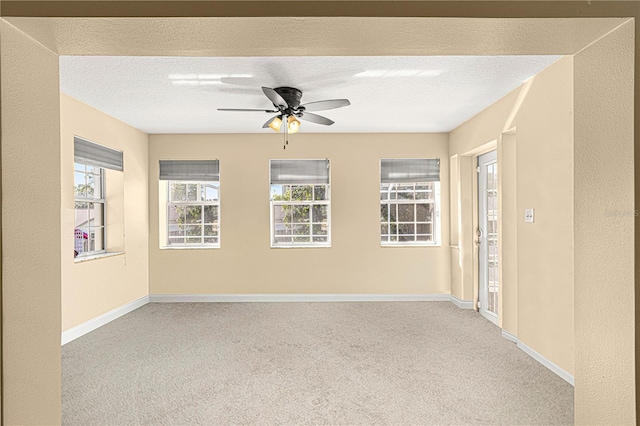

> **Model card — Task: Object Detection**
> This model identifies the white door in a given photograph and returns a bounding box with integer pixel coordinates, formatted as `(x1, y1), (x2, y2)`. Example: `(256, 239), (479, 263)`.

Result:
(478, 150), (498, 325)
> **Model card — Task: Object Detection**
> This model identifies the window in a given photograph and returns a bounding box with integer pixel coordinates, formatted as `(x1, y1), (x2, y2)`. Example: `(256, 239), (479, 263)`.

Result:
(270, 159), (330, 247)
(73, 136), (123, 258)
(160, 160), (220, 248)
(380, 158), (440, 245)
(74, 162), (105, 256)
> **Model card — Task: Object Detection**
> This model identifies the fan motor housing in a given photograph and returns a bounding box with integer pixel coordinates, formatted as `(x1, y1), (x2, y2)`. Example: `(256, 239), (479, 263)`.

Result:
(274, 87), (303, 108)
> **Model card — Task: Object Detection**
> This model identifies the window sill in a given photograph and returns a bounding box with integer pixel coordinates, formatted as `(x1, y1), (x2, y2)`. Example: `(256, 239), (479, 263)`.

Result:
(74, 251), (125, 263)
(160, 246), (220, 250)
(381, 243), (441, 248)
(271, 244), (331, 249)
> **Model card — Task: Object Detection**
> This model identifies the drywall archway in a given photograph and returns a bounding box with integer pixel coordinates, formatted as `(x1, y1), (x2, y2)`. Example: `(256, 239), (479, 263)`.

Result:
(0, 5), (636, 424)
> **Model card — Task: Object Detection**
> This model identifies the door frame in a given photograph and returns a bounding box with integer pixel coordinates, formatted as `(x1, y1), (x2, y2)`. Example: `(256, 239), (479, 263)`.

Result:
(477, 150), (498, 325)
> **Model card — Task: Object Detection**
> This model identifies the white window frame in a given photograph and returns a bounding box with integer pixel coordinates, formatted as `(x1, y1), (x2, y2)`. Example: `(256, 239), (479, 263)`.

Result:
(269, 160), (331, 248)
(74, 162), (106, 257)
(166, 181), (220, 248)
(380, 178), (441, 247)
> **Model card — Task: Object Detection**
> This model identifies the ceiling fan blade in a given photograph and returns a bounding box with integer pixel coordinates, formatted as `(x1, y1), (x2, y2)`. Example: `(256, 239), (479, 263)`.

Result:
(217, 108), (274, 112)
(262, 115), (280, 128)
(219, 77), (258, 86)
(301, 99), (350, 112)
(299, 112), (335, 126)
(262, 87), (288, 108)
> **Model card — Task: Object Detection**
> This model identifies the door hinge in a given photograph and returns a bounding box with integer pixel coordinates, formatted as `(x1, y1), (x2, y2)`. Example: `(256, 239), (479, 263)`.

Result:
(477, 301), (482, 309)
(476, 166), (481, 173)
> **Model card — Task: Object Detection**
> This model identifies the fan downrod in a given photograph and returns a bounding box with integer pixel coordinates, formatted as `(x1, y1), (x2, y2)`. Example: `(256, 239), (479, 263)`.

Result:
(273, 87), (303, 109)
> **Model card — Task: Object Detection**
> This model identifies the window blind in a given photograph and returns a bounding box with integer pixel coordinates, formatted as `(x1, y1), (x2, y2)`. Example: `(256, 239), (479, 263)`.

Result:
(159, 160), (220, 181)
(74, 136), (123, 171)
(270, 159), (330, 185)
(380, 158), (440, 183)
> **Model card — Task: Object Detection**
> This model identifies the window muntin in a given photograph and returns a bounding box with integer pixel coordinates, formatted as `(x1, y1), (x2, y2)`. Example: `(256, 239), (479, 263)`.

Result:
(74, 162), (106, 256)
(380, 182), (440, 245)
(167, 181), (220, 247)
(271, 184), (330, 247)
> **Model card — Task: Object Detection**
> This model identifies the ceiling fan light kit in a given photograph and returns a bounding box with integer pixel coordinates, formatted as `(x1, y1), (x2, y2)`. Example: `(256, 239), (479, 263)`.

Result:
(218, 86), (350, 149)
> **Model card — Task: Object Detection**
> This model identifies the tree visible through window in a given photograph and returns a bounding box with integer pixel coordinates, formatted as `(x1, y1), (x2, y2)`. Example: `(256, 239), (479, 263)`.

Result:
(380, 158), (440, 246)
(167, 181), (220, 246)
(271, 184), (330, 245)
(270, 159), (331, 247)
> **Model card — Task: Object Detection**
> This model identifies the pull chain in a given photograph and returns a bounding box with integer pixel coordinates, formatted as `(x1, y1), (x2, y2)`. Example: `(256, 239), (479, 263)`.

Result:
(283, 115), (288, 149)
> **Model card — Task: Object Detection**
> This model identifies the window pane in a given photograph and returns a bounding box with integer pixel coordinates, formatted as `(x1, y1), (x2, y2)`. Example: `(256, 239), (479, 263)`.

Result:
(185, 225), (201, 237)
(186, 237), (201, 244)
(397, 190), (414, 200)
(291, 185), (312, 201)
(168, 205), (186, 226)
(417, 235), (433, 242)
(168, 237), (185, 245)
(312, 205), (328, 223)
(312, 224), (328, 236)
(273, 205), (290, 224)
(415, 191), (432, 200)
(74, 227), (89, 253)
(204, 205), (218, 224)
(91, 226), (105, 251)
(88, 203), (104, 227)
(169, 226), (184, 237)
(399, 223), (415, 235)
(314, 185), (327, 201)
(292, 205), (310, 223)
(187, 184), (198, 201)
(204, 237), (218, 244)
(380, 204), (388, 221)
(202, 183), (219, 201)
(417, 223), (432, 235)
(399, 235), (414, 242)
(74, 172), (86, 198)
(271, 184), (285, 201)
(84, 174), (95, 198)
(293, 236), (311, 243)
(390, 224), (398, 235)
(170, 183), (187, 201)
(398, 204), (414, 222)
(275, 236), (293, 244)
(74, 202), (89, 227)
(416, 183), (431, 191)
(313, 236), (328, 243)
(293, 224), (310, 236)
(204, 224), (218, 237)
(390, 204), (397, 222)
(416, 204), (432, 222)
(185, 206), (202, 224)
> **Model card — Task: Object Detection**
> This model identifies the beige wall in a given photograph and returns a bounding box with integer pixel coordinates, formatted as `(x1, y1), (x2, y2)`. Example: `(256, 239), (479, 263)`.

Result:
(449, 57), (575, 374)
(61, 93), (149, 331)
(1, 21), (61, 425)
(149, 133), (450, 295)
(574, 21), (635, 425)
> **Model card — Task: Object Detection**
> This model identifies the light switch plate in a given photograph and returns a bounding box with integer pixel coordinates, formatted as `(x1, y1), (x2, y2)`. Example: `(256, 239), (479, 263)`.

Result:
(525, 208), (534, 223)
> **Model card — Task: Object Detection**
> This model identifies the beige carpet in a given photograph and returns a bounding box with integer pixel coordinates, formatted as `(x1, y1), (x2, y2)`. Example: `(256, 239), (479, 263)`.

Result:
(62, 302), (573, 425)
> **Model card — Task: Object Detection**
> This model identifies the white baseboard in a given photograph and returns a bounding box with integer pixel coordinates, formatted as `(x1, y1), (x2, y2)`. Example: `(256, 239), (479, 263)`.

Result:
(149, 293), (451, 303)
(61, 295), (149, 345)
(517, 340), (575, 386)
(450, 295), (473, 309)
(501, 329), (518, 343)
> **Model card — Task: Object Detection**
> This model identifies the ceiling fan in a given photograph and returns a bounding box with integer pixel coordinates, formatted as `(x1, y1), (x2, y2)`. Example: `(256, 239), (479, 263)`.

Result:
(218, 86), (351, 135)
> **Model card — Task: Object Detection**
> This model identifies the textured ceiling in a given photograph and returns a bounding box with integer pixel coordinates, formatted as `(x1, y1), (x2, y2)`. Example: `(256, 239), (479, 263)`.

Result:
(60, 55), (561, 134)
